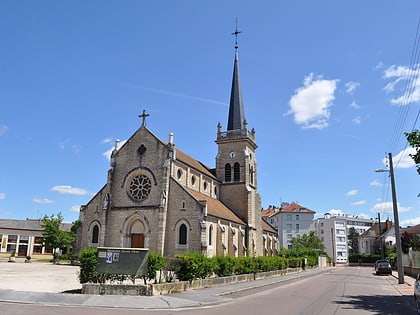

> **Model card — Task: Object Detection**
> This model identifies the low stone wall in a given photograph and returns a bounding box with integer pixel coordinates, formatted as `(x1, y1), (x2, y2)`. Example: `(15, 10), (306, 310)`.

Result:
(82, 283), (152, 296)
(404, 266), (420, 278)
(82, 268), (303, 296)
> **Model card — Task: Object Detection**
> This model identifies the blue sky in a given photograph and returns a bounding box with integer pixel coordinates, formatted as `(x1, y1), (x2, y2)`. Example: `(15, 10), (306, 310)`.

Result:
(0, 1), (419, 227)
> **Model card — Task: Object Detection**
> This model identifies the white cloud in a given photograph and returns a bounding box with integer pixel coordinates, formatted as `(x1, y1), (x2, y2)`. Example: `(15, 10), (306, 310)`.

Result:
(370, 179), (382, 187)
(346, 189), (358, 196)
(383, 64), (420, 105)
(32, 198), (55, 204)
(352, 116), (362, 124)
(401, 217), (420, 227)
(69, 205), (81, 213)
(345, 82), (360, 94)
(0, 193), (5, 200)
(352, 200), (366, 206)
(349, 101), (360, 109)
(389, 147), (416, 169)
(51, 185), (90, 196)
(102, 138), (113, 144)
(286, 73), (339, 130)
(0, 124), (8, 136)
(103, 139), (126, 160)
(371, 201), (412, 214)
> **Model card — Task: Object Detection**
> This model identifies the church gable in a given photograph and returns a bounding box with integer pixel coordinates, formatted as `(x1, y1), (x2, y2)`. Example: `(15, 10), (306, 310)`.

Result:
(109, 126), (171, 208)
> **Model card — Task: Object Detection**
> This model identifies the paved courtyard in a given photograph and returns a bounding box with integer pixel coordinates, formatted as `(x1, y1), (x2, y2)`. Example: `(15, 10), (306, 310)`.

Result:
(0, 259), (81, 293)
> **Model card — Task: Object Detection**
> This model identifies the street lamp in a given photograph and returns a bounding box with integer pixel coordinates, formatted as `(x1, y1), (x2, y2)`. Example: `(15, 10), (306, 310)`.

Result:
(375, 152), (404, 284)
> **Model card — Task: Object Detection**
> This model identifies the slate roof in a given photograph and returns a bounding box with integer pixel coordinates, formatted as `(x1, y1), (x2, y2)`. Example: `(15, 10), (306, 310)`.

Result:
(0, 219), (72, 232)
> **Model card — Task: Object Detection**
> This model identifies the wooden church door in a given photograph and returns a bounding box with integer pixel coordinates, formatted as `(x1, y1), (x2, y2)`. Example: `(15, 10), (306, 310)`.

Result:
(131, 233), (144, 248)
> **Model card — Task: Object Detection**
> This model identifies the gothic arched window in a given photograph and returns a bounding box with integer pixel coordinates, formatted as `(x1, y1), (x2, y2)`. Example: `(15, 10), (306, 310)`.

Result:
(208, 224), (213, 246)
(225, 163), (231, 182)
(179, 224), (187, 245)
(234, 162), (240, 182)
(92, 225), (99, 244)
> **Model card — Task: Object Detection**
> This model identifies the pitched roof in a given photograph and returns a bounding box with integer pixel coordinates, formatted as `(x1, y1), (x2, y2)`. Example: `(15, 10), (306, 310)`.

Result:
(187, 188), (245, 225)
(280, 202), (315, 214)
(0, 219), (72, 231)
(359, 221), (394, 238)
(175, 149), (217, 180)
(261, 219), (277, 234)
(261, 208), (278, 218)
(401, 224), (420, 235)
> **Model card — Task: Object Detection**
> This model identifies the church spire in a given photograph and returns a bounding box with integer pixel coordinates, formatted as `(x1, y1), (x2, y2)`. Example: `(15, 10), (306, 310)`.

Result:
(227, 21), (245, 131)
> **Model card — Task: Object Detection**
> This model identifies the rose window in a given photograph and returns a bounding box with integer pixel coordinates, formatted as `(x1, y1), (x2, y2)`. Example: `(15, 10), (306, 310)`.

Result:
(128, 175), (151, 201)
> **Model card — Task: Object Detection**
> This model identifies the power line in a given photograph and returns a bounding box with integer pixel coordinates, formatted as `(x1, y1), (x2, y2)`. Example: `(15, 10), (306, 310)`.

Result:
(386, 18), (420, 158)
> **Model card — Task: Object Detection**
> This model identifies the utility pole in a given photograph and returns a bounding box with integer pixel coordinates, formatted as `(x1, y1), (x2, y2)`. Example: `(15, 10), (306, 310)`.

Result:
(378, 212), (384, 260)
(388, 152), (405, 284)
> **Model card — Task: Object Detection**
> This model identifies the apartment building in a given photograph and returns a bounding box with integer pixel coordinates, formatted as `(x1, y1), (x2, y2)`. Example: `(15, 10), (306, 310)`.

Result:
(262, 202), (315, 249)
(314, 213), (374, 264)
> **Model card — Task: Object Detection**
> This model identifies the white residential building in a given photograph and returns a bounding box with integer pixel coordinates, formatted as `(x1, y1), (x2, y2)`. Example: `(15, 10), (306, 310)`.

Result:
(358, 220), (395, 255)
(314, 213), (375, 264)
(262, 202), (315, 249)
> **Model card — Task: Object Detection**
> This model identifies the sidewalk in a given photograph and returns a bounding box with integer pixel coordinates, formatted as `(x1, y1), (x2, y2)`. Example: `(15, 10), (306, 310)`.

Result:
(0, 262), (328, 309)
(0, 262), (415, 310)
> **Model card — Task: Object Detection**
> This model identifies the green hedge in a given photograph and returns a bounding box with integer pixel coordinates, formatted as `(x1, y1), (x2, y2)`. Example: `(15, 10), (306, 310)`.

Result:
(78, 248), (316, 284)
(348, 254), (382, 263)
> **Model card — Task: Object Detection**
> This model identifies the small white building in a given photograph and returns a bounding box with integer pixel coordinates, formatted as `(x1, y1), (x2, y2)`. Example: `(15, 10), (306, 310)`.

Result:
(358, 220), (395, 255)
(262, 202), (315, 249)
(314, 213), (375, 264)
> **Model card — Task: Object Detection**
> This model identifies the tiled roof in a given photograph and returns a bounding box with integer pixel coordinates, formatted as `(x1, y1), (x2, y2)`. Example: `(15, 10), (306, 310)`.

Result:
(175, 149), (217, 180)
(280, 202), (315, 213)
(261, 209), (278, 218)
(261, 219), (277, 234)
(402, 224), (420, 235)
(187, 188), (245, 225)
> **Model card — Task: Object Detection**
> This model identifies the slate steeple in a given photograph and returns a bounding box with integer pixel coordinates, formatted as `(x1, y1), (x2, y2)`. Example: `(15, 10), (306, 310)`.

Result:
(227, 22), (245, 131)
(227, 51), (245, 131)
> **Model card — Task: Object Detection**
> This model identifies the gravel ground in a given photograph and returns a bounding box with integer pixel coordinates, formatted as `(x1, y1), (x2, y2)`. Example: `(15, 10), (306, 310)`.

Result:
(0, 260), (81, 293)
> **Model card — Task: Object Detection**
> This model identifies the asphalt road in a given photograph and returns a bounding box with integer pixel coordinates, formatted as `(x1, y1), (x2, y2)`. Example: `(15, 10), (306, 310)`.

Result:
(0, 261), (417, 315)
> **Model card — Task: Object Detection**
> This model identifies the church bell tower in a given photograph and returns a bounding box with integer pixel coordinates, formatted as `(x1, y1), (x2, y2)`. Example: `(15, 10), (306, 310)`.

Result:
(215, 24), (262, 255)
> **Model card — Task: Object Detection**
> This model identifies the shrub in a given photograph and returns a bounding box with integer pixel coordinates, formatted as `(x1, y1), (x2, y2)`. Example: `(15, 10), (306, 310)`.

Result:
(174, 252), (215, 281)
(212, 255), (235, 277)
(233, 256), (254, 275)
(146, 252), (166, 283)
(79, 247), (99, 284)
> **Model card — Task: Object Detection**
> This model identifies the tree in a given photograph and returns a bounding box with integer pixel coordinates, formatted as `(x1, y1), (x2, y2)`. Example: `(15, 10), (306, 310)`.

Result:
(347, 227), (360, 254)
(41, 212), (75, 262)
(401, 230), (420, 254)
(290, 231), (325, 252)
(405, 129), (420, 175)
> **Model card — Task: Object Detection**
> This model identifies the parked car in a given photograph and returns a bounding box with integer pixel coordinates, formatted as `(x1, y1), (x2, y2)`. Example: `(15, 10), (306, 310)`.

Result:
(414, 273), (420, 314)
(374, 259), (392, 275)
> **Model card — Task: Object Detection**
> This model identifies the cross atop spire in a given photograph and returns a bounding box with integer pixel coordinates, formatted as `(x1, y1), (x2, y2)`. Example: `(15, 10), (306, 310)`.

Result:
(231, 18), (242, 50)
(139, 109), (149, 127)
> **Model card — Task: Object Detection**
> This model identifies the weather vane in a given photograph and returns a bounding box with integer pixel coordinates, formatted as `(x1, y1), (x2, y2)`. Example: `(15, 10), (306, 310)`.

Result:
(231, 18), (242, 50)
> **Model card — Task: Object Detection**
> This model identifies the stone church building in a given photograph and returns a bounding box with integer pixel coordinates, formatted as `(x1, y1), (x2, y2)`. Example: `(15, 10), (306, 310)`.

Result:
(76, 44), (278, 258)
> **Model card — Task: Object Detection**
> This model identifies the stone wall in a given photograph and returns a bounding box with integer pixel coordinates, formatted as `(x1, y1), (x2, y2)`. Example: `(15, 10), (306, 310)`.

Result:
(82, 268), (300, 296)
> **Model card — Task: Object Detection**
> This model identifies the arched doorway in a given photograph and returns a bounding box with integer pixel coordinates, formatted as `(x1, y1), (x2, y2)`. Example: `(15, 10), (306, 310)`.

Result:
(130, 220), (145, 248)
